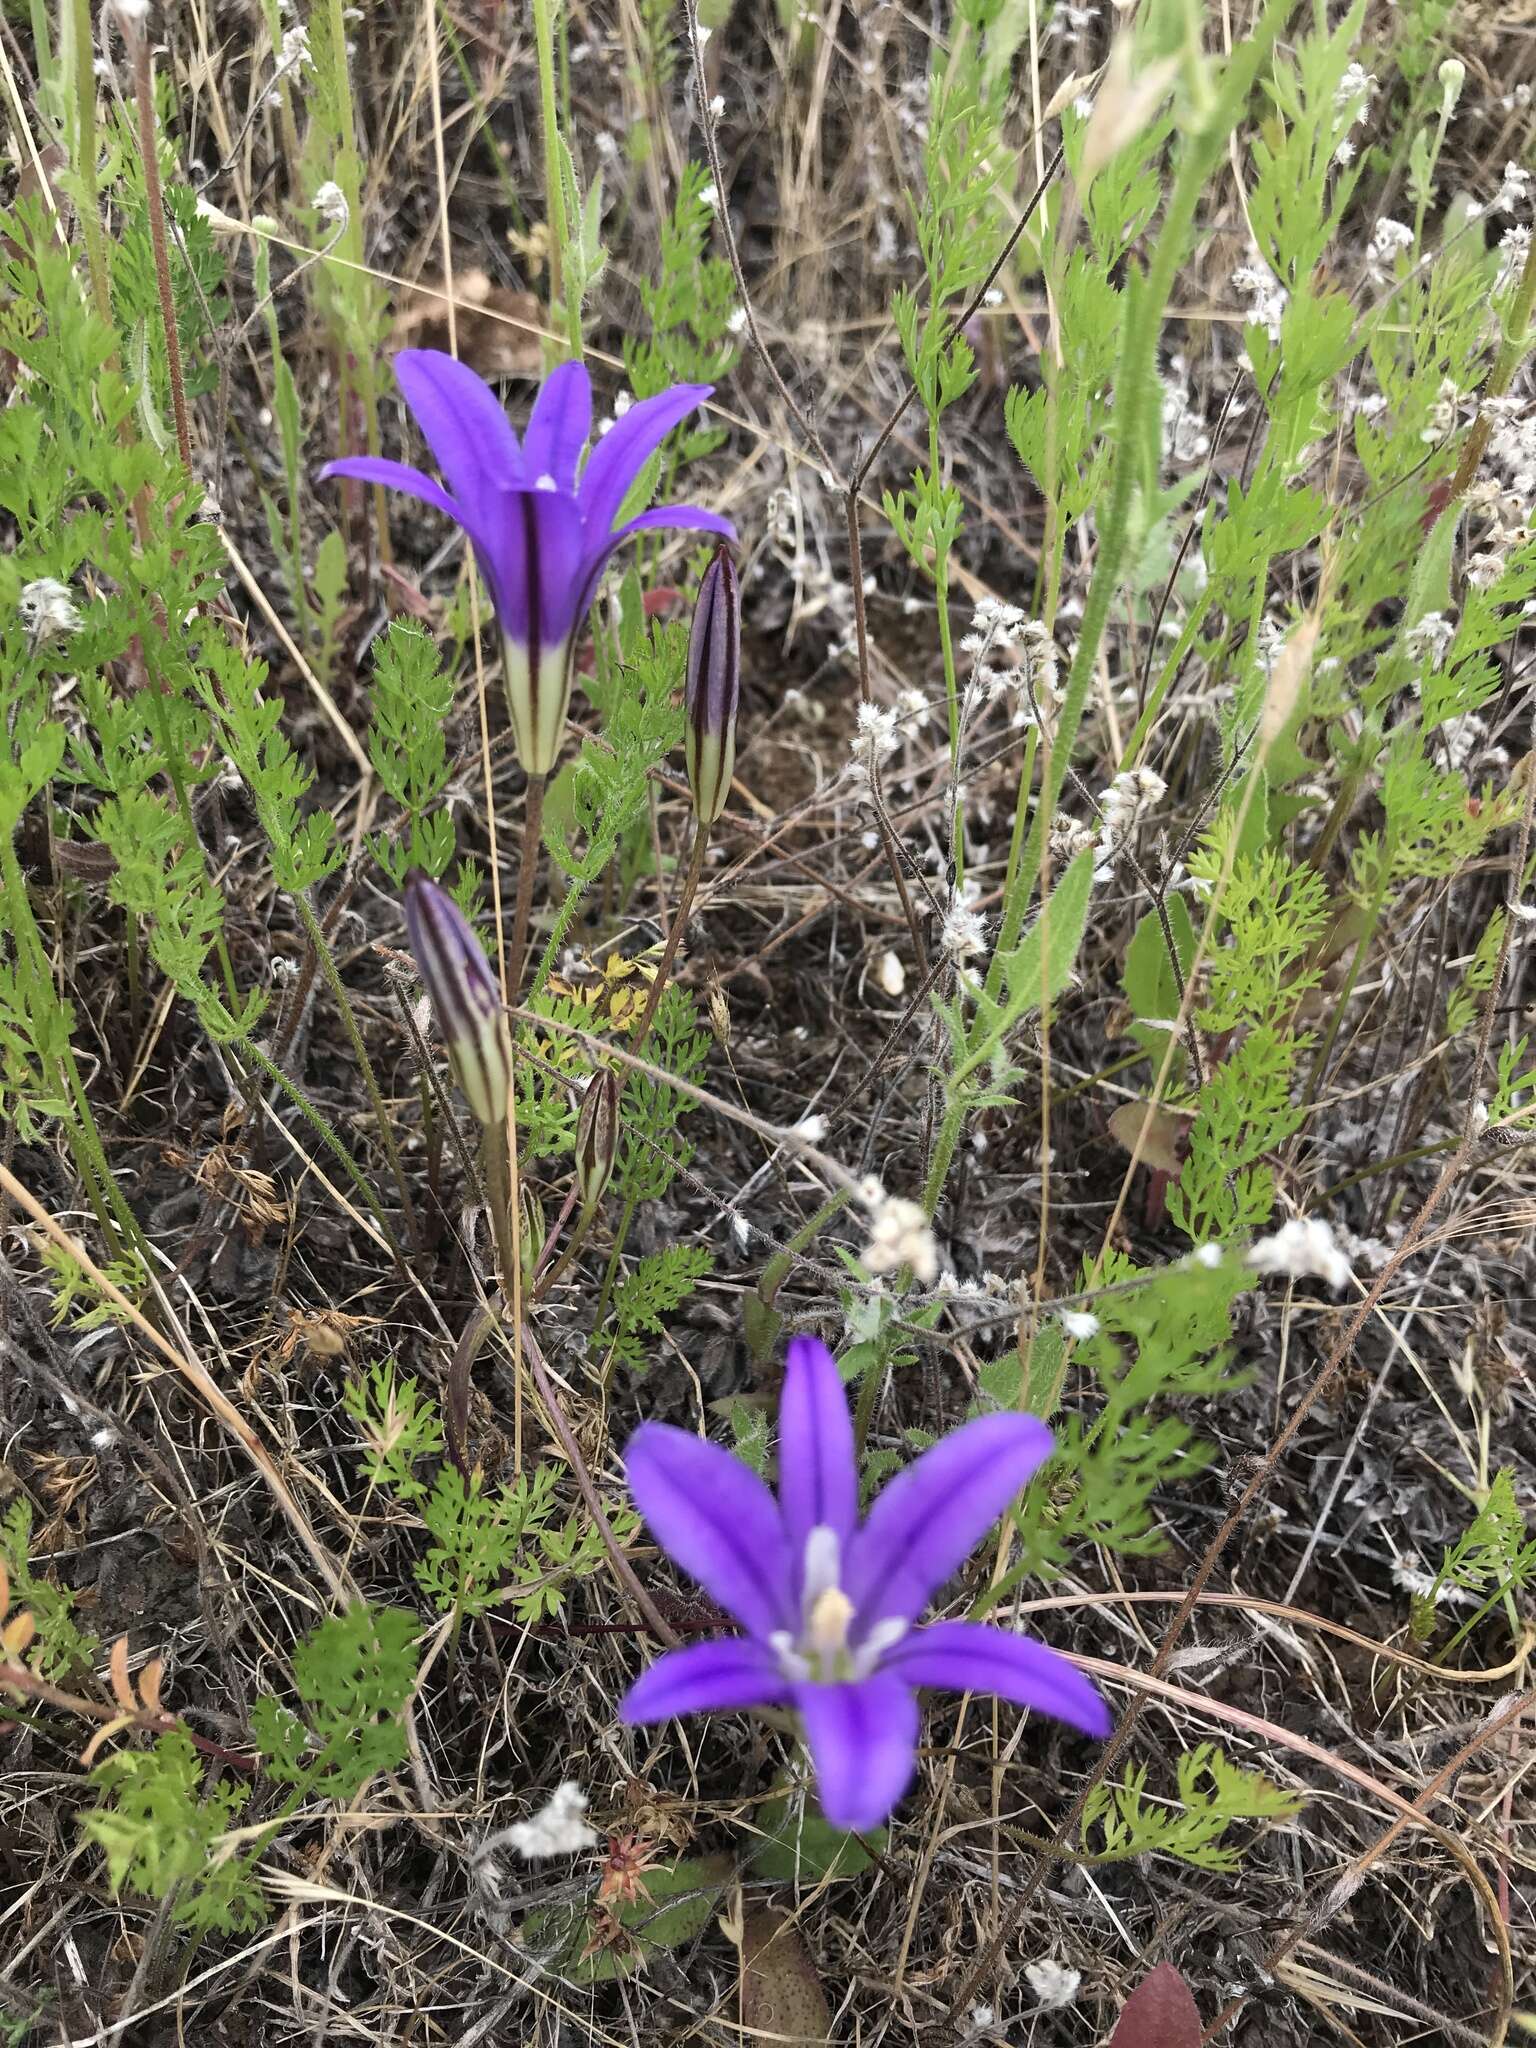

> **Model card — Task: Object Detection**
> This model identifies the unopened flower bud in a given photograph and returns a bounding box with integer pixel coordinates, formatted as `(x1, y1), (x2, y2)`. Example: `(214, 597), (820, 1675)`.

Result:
(403, 874), (511, 1128)
(1438, 57), (1465, 111)
(575, 1067), (621, 1211)
(519, 1180), (545, 1293)
(684, 547), (740, 826)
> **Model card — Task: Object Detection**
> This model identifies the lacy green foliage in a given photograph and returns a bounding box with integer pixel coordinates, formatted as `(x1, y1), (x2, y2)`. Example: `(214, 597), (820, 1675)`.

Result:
(1488, 1036), (1536, 1129)
(993, 1254), (1250, 1587)
(255, 1604), (419, 1796)
(623, 163), (739, 460)
(595, 1245), (714, 1379)
(614, 986), (709, 1203)
(343, 1360), (446, 1501)
(345, 1364), (632, 1623)
(87, 1606), (417, 1935)
(1412, 1468), (1536, 1646)
(86, 1733), (260, 1934)
(38, 1237), (149, 1330)
(366, 623), (458, 885)
(1166, 838), (1330, 1245)
(1351, 736), (1505, 895)
(1083, 1744), (1303, 1872)
(1006, 253), (1123, 529)
(110, 166), (229, 408)
(1246, 1), (1367, 290)
(521, 1853), (730, 1984)
(200, 641), (341, 895)
(544, 602), (688, 940)
(1447, 909), (1504, 1039)
(0, 1502), (98, 1684)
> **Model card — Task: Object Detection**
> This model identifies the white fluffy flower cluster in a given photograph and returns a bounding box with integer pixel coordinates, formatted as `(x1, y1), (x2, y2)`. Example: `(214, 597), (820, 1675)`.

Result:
(1494, 160), (1532, 217)
(1050, 812), (1098, 862)
(1405, 610), (1456, 671)
(1232, 258), (1287, 343)
(961, 600), (1062, 725)
(940, 899), (987, 964)
(1367, 216), (1414, 283)
(1421, 377), (1461, 445)
(498, 1782), (598, 1859)
(1025, 1959), (1082, 2009)
(1496, 224), (1531, 299)
(1333, 61), (1376, 162)
(19, 578), (83, 642)
(858, 1179), (939, 1285)
(1095, 765), (1166, 870)
(1246, 1216), (1352, 1290)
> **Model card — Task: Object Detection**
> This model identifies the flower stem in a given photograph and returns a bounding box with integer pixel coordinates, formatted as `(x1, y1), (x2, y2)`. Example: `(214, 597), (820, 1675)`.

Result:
(630, 823), (710, 1053)
(126, 18), (192, 475)
(507, 771), (547, 1001)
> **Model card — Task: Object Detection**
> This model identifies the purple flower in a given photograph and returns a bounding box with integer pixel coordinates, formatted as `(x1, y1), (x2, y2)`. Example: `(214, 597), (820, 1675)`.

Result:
(320, 352), (736, 777)
(620, 1334), (1111, 1833)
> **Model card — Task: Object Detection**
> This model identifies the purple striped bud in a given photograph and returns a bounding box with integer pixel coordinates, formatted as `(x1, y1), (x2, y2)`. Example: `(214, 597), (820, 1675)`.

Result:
(403, 874), (512, 1128)
(684, 547), (740, 827)
(574, 1067), (621, 1211)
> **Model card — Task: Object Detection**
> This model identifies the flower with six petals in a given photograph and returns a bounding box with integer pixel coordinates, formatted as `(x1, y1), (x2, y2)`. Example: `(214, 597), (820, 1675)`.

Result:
(320, 351), (736, 775)
(620, 1334), (1111, 1832)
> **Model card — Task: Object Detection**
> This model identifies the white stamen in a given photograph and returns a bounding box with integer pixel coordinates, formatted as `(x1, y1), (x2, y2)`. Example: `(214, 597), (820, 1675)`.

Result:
(801, 1524), (841, 1612)
(769, 1630), (813, 1682)
(534, 473), (558, 492)
(850, 1615), (909, 1679)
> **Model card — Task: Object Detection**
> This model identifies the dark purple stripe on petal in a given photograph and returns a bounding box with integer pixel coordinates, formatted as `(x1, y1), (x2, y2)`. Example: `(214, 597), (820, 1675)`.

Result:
(793, 1674), (919, 1832)
(523, 360), (593, 494)
(577, 383), (715, 538)
(881, 1621), (1112, 1738)
(625, 1422), (795, 1638)
(620, 1637), (792, 1723)
(777, 1336), (857, 1579)
(843, 1415), (1055, 1634)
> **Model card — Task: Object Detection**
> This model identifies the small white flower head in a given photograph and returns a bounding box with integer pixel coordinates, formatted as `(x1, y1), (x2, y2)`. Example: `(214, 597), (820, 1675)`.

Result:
(1192, 1243), (1223, 1269)
(1437, 57), (1465, 110)
(1494, 160), (1532, 217)
(1232, 257), (1288, 343)
(1095, 765), (1166, 863)
(1466, 551), (1506, 590)
(19, 577), (83, 642)
(1406, 610), (1456, 671)
(709, 93), (725, 117)
(1025, 1959), (1082, 2009)
(699, 181), (720, 211)
(877, 948), (907, 997)
(1368, 216), (1414, 281)
(279, 21), (313, 71)
(1246, 1216), (1352, 1291)
(1059, 1309), (1100, 1341)
(940, 900), (987, 964)
(727, 306), (748, 335)
(1050, 812), (1098, 862)
(851, 700), (901, 775)
(1335, 60), (1376, 118)
(1495, 224), (1532, 298)
(792, 1113), (828, 1144)
(90, 1425), (119, 1451)
(312, 180), (349, 228)
(499, 1782), (597, 1860)
(860, 1192), (939, 1285)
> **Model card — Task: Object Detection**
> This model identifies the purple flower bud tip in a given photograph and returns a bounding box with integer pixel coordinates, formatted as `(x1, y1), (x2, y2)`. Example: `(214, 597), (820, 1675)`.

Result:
(403, 873), (511, 1128)
(575, 1067), (621, 1210)
(684, 547), (741, 827)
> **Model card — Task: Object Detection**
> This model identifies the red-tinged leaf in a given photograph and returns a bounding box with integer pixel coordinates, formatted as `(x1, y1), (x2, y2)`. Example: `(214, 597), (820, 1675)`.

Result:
(1107, 1963), (1202, 2048)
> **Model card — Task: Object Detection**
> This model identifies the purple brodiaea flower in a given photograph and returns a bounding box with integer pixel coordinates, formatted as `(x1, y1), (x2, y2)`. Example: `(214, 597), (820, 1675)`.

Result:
(620, 1334), (1111, 1833)
(320, 352), (736, 777)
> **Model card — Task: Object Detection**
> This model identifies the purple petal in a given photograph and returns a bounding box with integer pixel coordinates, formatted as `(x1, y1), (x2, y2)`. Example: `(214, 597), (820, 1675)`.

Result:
(843, 1415), (1054, 1633)
(569, 503), (739, 633)
(577, 383), (715, 537)
(625, 1422), (795, 1638)
(620, 1637), (792, 1722)
(881, 1622), (1112, 1738)
(317, 455), (461, 523)
(522, 360), (592, 494)
(777, 1336), (857, 1585)
(793, 1675), (919, 1832)
(394, 349), (523, 509)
